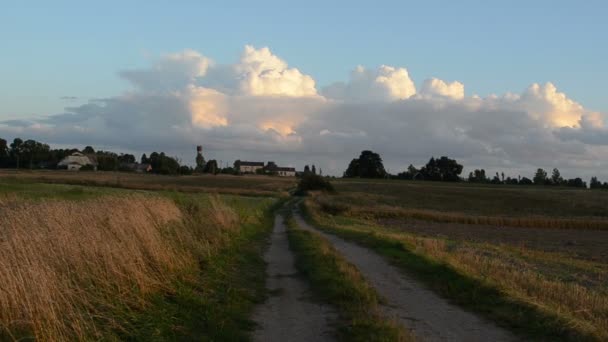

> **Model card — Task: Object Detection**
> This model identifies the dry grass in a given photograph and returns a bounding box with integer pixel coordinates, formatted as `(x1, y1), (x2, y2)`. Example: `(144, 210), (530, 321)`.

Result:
(0, 193), (244, 341)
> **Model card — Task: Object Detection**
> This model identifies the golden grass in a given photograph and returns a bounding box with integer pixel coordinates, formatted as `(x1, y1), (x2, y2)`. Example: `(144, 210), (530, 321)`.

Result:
(306, 199), (608, 340)
(0, 193), (243, 341)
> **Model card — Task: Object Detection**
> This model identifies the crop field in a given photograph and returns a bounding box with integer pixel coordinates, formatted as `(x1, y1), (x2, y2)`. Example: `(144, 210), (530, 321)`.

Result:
(0, 178), (279, 340)
(0, 170), (296, 197)
(306, 179), (608, 340)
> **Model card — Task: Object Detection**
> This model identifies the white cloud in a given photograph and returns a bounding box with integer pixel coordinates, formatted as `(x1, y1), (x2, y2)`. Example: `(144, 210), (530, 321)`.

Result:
(519, 82), (584, 127)
(120, 49), (211, 91)
(235, 45), (317, 97)
(322, 65), (416, 102)
(1, 45), (607, 179)
(419, 78), (465, 99)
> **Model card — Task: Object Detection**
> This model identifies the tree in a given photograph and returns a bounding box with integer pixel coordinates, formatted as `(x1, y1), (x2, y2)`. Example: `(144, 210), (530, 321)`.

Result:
(519, 177), (533, 185)
(565, 178), (586, 188)
(295, 173), (334, 195)
(304, 165), (311, 174)
(312, 165), (317, 175)
(533, 168), (548, 185)
(10, 138), (23, 169)
(590, 177), (602, 189)
(343, 150), (387, 178)
(179, 165), (193, 175)
(419, 156), (463, 182)
(551, 168), (563, 185)
(468, 169), (487, 183)
(141, 153), (149, 164)
(204, 159), (218, 174)
(0, 138), (7, 167)
(83, 146), (95, 154)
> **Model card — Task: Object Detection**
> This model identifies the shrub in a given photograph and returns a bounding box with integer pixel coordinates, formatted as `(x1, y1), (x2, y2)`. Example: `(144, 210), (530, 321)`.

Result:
(295, 174), (334, 195)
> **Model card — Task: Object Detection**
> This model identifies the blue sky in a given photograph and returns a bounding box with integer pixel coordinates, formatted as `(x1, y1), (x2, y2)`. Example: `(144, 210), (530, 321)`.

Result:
(1, 1), (608, 178)
(1, 0), (606, 119)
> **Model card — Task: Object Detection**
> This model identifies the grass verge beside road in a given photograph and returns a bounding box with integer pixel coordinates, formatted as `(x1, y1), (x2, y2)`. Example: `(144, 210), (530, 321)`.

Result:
(285, 213), (411, 341)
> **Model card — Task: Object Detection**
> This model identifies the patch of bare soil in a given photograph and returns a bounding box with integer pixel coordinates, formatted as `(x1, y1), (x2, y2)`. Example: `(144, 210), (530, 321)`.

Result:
(294, 212), (516, 342)
(380, 218), (608, 262)
(252, 215), (336, 342)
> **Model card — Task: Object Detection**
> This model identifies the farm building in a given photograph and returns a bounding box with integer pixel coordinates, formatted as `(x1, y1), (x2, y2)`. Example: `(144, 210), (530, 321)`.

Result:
(275, 167), (296, 177)
(238, 161), (264, 174)
(57, 152), (97, 171)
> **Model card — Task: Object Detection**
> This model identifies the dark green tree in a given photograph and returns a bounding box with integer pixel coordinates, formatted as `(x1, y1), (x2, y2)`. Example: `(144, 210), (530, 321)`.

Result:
(83, 146), (95, 154)
(533, 168), (548, 185)
(419, 156), (462, 181)
(551, 168), (563, 185)
(10, 138), (24, 169)
(343, 150), (387, 178)
(204, 159), (218, 174)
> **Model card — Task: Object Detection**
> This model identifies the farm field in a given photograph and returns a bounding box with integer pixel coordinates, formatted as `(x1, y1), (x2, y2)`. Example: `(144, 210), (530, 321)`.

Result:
(3, 173), (608, 341)
(304, 179), (608, 340)
(0, 169), (296, 197)
(0, 178), (280, 340)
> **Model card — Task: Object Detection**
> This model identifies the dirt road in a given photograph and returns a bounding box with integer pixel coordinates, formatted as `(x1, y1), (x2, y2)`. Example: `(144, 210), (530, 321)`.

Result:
(293, 211), (517, 342)
(252, 215), (335, 342)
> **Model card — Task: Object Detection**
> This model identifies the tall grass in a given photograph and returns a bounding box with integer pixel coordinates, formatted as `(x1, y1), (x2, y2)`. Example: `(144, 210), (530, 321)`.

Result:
(0, 193), (248, 341)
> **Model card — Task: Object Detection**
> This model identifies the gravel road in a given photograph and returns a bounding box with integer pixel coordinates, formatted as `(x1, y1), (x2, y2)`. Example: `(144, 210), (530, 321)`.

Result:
(252, 215), (336, 342)
(293, 211), (517, 342)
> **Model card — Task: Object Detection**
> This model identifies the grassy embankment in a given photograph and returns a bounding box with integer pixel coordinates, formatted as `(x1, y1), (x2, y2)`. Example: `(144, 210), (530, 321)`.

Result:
(303, 183), (608, 341)
(284, 211), (410, 341)
(0, 180), (279, 340)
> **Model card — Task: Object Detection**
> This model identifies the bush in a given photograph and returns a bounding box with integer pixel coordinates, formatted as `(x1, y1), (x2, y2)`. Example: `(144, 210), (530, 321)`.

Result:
(295, 174), (335, 195)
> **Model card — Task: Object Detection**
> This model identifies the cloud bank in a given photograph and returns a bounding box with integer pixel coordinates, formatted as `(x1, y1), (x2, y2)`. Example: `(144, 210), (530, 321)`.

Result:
(2, 45), (607, 178)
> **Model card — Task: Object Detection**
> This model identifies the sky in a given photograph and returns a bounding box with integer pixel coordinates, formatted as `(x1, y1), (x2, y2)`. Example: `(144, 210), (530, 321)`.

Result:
(1, 1), (608, 178)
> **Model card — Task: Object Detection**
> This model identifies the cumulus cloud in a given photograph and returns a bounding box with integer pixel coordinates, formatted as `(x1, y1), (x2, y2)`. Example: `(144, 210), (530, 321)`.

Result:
(419, 78), (465, 99)
(322, 65), (416, 102)
(1, 45), (607, 179)
(236, 45), (317, 97)
(120, 49), (211, 91)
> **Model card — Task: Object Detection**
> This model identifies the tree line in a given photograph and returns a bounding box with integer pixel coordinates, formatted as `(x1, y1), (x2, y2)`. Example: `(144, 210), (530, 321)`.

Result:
(0, 137), (193, 175)
(343, 150), (608, 189)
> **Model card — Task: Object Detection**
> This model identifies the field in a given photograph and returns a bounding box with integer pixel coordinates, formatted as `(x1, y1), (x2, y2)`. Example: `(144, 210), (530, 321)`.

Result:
(305, 179), (608, 340)
(0, 169), (296, 197)
(2, 171), (608, 340)
(0, 174), (282, 340)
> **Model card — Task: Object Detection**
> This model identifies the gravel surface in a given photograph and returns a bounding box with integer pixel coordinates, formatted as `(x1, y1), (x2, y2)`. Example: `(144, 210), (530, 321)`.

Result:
(293, 211), (517, 342)
(252, 215), (336, 342)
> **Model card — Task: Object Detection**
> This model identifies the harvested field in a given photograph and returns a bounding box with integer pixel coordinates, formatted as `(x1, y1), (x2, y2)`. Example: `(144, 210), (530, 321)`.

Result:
(380, 218), (608, 262)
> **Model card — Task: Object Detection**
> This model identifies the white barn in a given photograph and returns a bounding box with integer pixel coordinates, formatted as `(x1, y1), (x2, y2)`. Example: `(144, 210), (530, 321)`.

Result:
(57, 152), (97, 171)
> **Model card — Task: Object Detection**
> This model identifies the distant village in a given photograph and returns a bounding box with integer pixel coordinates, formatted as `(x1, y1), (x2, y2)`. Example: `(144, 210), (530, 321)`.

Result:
(0, 137), (303, 177)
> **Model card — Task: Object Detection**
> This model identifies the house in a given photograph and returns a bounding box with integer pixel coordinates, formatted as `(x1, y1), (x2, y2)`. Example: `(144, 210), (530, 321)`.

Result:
(238, 161), (264, 174)
(264, 161), (296, 177)
(57, 152), (97, 171)
(276, 167), (296, 177)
